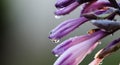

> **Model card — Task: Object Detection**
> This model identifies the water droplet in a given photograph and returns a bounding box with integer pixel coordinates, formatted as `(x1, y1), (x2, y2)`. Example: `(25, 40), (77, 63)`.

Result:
(55, 15), (63, 19)
(60, 8), (64, 10)
(49, 31), (52, 34)
(110, 33), (114, 36)
(51, 39), (60, 43)
(55, 54), (59, 57)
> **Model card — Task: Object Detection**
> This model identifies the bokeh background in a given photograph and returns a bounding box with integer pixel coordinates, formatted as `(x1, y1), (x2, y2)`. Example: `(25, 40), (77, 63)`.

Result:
(1, 0), (120, 65)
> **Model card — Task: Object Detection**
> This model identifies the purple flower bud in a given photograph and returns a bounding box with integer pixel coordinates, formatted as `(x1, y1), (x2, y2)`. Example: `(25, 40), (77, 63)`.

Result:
(82, 7), (118, 19)
(52, 35), (91, 56)
(50, 0), (120, 65)
(91, 20), (120, 32)
(55, 1), (80, 15)
(53, 30), (108, 65)
(49, 17), (88, 40)
(55, 0), (75, 8)
(55, 0), (97, 15)
(81, 0), (110, 15)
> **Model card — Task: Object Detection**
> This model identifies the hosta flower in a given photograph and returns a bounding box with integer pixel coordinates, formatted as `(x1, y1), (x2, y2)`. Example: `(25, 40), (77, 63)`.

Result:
(55, 0), (76, 8)
(88, 20), (120, 65)
(89, 37), (120, 65)
(52, 30), (99, 56)
(49, 0), (118, 41)
(91, 19), (120, 32)
(52, 20), (120, 65)
(49, 0), (120, 65)
(55, 1), (80, 15)
(53, 21), (120, 65)
(81, 0), (110, 14)
(55, 0), (97, 15)
(82, 7), (118, 19)
(49, 11), (116, 42)
(49, 17), (88, 41)
(53, 30), (107, 65)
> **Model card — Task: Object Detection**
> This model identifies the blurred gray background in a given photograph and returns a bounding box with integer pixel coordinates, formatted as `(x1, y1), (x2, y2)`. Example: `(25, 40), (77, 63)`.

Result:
(1, 0), (120, 65)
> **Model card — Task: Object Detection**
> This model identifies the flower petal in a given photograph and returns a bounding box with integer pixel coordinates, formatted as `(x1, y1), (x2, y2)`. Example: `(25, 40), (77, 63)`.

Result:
(55, 1), (80, 15)
(55, 0), (97, 15)
(55, 0), (75, 8)
(54, 30), (107, 65)
(52, 35), (90, 56)
(81, 0), (110, 15)
(82, 7), (118, 19)
(91, 19), (120, 32)
(49, 17), (88, 40)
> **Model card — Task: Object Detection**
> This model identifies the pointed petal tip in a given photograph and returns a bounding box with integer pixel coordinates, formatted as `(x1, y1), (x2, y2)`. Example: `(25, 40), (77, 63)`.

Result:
(52, 50), (61, 57)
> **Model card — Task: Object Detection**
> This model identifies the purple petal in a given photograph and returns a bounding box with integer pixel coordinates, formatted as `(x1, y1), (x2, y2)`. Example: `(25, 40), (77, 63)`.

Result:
(107, 37), (120, 48)
(55, 0), (75, 8)
(81, 0), (110, 15)
(55, 0), (98, 15)
(52, 30), (108, 56)
(82, 7), (118, 19)
(54, 42), (94, 65)
(49, 17), (88, 40)
(55, 1), (80, 15)
(96, 37), (120, 59)
(53, 30), (107, 65)
(91, 20), (120, 32)
(52, 35), (90, 56)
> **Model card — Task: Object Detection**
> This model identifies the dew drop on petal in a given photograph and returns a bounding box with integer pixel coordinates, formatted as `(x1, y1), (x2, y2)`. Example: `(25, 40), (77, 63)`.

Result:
(55, 54), (59, 57)
(110, 33), (114, 36)
(55, 15), (63, 19)
(51, 39), (60, 43)
(59, 8), (64, 10)
(49, 31), (52, 34)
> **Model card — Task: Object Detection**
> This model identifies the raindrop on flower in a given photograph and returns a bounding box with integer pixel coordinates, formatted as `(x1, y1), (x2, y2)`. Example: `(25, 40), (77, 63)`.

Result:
(50, 39), (60, 43)
(55, 54), (59, 57)
(110, 33), (113, 36)
(49, 31), (52, 34)
(55, 15), (63, 19)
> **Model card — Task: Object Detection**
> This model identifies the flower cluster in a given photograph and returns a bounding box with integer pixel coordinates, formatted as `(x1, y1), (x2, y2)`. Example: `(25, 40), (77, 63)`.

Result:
(49, 0), (120, 65)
